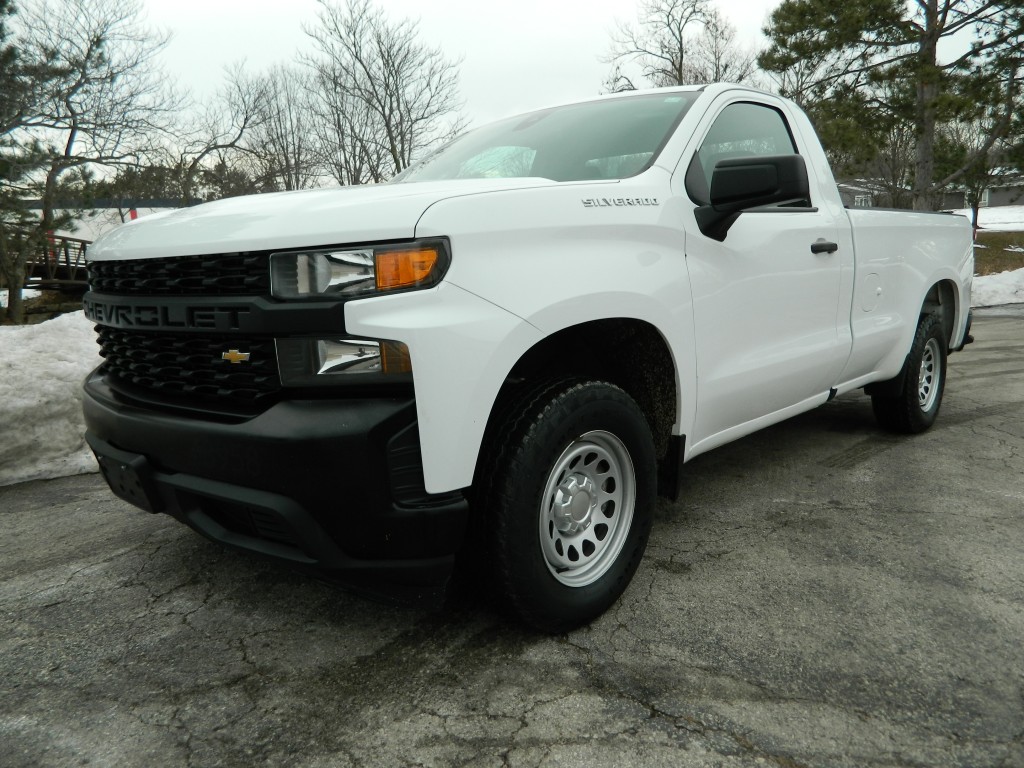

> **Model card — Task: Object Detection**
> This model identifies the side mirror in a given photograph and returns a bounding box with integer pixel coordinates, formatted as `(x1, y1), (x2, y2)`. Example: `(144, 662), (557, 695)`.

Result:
(695, 154), (811, 241)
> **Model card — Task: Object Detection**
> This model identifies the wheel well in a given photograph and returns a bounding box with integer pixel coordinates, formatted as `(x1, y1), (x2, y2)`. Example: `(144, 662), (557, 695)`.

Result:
(922, 280), (958, 348)
(489, 319), (678, 462)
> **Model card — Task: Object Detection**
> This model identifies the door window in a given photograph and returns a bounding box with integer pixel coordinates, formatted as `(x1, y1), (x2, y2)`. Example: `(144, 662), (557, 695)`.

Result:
(686, 102), (802, 205)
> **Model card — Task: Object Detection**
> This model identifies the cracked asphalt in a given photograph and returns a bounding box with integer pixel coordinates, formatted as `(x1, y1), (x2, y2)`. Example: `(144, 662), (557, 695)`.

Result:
(2, 311), (1023, 768)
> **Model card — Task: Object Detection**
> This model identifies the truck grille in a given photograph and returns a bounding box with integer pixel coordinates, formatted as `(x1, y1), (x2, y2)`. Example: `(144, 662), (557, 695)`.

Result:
(88, 253), (270, 296)
(96, 326), (280, 403)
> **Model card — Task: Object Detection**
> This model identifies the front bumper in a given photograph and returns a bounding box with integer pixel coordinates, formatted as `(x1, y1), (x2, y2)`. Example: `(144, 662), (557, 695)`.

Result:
(83, 369), (468, 598)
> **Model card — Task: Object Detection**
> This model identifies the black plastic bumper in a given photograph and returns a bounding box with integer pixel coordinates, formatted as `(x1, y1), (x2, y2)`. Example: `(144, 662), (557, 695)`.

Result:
(83, 369), (468, 597)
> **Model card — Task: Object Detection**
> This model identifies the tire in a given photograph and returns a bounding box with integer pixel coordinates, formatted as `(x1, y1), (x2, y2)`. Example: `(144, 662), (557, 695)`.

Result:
(871, 312), (947, 434)
(481, 380), (656, 633)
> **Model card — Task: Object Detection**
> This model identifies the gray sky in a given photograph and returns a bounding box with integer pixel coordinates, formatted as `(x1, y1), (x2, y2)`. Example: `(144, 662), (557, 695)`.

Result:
(142, 0), (782, 126)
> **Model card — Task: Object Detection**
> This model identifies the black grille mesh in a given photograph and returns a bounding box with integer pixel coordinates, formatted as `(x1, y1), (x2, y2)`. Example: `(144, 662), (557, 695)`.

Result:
(88, 253), (270, 296)
(96, 326), (280, 402)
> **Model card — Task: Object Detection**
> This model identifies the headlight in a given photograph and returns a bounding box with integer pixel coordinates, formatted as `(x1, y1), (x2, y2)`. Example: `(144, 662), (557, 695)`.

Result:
(270, 238), (449, 299)
(276, 337), (412, 387)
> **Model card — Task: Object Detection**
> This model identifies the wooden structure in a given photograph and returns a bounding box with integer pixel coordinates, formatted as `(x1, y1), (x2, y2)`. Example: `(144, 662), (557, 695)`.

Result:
(25, 234), (90, 291)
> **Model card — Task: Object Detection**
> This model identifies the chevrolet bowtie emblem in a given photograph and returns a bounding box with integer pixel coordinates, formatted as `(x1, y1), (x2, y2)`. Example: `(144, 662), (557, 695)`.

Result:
(222, 349), (251, 364)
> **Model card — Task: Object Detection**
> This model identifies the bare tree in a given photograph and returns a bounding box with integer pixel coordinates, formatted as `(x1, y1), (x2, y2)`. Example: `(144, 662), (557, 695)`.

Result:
(304, 0), (465, 181)
(3, 0), (173, 322)
(682, 7), (759, 85)
(762, 54), (859, 109)
(247, 65), (319, 191)
(937, 116), (1024, 228)
(168, 63), (267, 204)
(869, 122), (917, 209)
(603, 0), (711, 91)
(16, 0), (172, 213)
(309, 64), (387, 185)
(82, 64), (270, 220)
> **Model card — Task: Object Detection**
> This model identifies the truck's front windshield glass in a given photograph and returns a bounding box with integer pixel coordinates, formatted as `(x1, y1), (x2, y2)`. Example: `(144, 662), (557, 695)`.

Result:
(392, 92), (699, 184)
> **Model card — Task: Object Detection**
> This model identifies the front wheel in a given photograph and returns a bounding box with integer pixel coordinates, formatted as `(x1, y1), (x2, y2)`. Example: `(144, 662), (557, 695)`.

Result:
(482, 380), (656, 633)
(871, 312), (947, 433)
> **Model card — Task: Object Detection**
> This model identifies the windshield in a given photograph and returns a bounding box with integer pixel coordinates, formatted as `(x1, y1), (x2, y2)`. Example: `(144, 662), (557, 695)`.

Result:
(392, 92), (699, 184)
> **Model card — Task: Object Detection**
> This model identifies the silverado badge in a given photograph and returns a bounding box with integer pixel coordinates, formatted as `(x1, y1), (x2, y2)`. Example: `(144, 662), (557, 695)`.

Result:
(221, 349), (251, 364)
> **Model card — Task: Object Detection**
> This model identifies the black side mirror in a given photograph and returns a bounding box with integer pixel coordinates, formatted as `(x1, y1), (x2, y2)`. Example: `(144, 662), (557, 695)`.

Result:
(695, 154), (811, 241)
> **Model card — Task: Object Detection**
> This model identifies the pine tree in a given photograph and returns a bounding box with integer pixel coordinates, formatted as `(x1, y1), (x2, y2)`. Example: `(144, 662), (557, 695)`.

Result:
(759, 0), (1024, 210)
(0, 0), (46, 322)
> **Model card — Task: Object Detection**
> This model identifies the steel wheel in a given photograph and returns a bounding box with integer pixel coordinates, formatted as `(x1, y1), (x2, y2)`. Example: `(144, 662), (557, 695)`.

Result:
(538, 430), (635, 588)
(481, 379), (656, 632)
(918, 337), (942, 411)
(871, 311), (947, 434)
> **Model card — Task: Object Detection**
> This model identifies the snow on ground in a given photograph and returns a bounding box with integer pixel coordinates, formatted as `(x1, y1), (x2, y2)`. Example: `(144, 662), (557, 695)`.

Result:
(951, 204), (1024, 232)
(973, 268), (1024, 307)
(0, 311), (101, 486)
(966, 203), (1024, 305)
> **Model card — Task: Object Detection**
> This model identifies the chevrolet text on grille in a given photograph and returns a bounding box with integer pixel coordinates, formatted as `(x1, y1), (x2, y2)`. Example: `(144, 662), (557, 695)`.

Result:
(83, 299), (250, 331)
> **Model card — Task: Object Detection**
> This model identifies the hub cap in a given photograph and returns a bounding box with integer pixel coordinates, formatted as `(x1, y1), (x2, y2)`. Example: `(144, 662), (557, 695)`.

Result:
(539, 430), (635, 587)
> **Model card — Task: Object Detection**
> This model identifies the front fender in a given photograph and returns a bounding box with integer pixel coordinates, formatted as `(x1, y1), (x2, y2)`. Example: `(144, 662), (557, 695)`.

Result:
(346, 280), (699, 495)
(345, 283), (543, 494)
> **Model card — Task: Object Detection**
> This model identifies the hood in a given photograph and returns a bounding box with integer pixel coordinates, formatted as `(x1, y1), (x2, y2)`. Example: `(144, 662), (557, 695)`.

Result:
(88, 177), (556, 261)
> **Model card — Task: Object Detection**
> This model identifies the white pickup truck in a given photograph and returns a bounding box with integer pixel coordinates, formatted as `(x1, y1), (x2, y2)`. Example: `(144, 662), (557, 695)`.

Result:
(83, 84), (973, 632)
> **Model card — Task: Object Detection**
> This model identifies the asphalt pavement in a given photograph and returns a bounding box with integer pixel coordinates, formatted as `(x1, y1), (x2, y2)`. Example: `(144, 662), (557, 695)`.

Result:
(1, 311), (1022, 767)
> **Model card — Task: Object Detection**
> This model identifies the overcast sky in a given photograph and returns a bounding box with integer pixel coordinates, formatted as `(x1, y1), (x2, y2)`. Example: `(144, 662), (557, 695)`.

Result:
(141, 0), (782, 126)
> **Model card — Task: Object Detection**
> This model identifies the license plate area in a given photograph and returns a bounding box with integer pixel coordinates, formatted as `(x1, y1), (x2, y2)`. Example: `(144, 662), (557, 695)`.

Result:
(91, 441), (163, 513)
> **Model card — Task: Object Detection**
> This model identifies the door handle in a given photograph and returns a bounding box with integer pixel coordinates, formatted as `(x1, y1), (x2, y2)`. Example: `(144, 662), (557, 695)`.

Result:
(811, 240), (839, 254)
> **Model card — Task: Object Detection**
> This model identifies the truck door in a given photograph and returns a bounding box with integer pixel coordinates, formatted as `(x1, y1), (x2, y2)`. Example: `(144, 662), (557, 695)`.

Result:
(679, 99), (853, 448)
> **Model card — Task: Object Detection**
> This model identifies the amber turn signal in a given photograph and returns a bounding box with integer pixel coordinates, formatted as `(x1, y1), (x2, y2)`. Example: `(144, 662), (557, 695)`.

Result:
(380, 341), (412, 374)
(375, 247), (439, 291)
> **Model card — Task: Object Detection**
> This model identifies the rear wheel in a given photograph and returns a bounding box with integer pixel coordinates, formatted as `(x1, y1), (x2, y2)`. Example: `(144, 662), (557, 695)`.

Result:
(482, 380), (656, 633)
(871, 312), (947, 433)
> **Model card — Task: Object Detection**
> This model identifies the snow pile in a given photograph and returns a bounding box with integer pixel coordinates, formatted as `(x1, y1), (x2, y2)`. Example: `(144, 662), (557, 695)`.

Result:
(0, 311), (101, 486)
(951, 203), (1024, 305)
(973, 269), (1024, 307)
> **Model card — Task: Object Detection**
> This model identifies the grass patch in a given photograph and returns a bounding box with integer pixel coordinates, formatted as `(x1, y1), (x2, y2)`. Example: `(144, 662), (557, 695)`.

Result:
(974, 230), (1024, 276)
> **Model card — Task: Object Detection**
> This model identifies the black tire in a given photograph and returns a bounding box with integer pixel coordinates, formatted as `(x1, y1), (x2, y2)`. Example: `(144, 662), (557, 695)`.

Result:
(480, 380), (656, 633)
(871, 312), (947, 434)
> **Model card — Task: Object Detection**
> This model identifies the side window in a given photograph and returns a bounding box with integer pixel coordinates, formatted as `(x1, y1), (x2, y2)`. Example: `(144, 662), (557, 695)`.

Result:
(686, 102), (802, 205)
